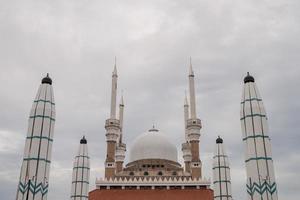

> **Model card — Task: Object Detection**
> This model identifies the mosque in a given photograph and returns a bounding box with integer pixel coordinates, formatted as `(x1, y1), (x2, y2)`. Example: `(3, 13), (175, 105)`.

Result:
(15, 61), (279, 200)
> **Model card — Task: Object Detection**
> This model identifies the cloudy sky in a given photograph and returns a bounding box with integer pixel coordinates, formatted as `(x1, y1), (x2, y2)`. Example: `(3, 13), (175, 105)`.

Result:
(0, 0), (299, 199)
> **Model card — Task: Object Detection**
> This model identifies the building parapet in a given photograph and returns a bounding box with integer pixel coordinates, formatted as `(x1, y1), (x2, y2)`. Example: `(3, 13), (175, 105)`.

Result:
(95, 176), (211, 190)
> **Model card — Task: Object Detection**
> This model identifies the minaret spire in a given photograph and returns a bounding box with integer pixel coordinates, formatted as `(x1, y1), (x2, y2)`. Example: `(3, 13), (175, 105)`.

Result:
(184, 91), (189, 141)
(240, 72), (278, 200)
(188, 57), (197, 119)
(118, 94), (124, 143)
(110, 60), (118, 119)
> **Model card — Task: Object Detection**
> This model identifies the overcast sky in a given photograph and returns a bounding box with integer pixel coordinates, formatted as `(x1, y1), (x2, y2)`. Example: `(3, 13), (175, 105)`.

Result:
(0, 0), (299, 199)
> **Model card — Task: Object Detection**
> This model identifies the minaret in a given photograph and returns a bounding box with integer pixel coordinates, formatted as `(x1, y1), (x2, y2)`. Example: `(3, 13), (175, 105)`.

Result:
(213, 137), (233, 200)
(184, 92), (189, 142)
(240, 73), (278, 200)
(110, 64), (118, 119)
(16, 74), (55, 200)
(70, 136), (90, 200)
(115, 95), (126, 173)
(182, 93), (192, 173)
(186, 59), (202, 178)
(104, 63), (121, 178)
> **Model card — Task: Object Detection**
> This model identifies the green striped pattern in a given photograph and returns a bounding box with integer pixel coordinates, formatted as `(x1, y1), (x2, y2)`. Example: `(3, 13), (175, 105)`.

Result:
(71, 195), (88, 198)
(23, 157), (51, 163)
(214, 194), (233, 198)
(240, 114), (266, 120)
(18, 181), (48, 196)
(75, 155), (90, 159)
(213, 180), (231, 184)
(213, 166), (230, 170)
(30, 115), (55, 121)
(245, 157), (272, 163)
(243, 135), (269, 141)
(73, 166), (90, 170)
(247, 181), (277, 196)
(34, 99), (55, 105)
(72, 180), (89, 184)
(26, 136), (53, 142)
(241, 98), (262, 104)
(213, 155), (227, 159)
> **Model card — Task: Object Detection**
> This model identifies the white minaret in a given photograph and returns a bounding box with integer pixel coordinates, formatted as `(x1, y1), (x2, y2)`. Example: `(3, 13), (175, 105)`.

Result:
(240, 73), (278, 200)
(115, 95), (126, 173)
(182, 93), (192, 173)
(105, 63), (121, 178)
(186, 59), (202, 178)
(213, 136), (233, 200)
(110, 64), (118, 119)
(118, 95), (124, 143)
(16, 74), (55, 200)
(188, 59), (197, 119)
(70, 136), (90, 200)
(184, 92), (189, 141)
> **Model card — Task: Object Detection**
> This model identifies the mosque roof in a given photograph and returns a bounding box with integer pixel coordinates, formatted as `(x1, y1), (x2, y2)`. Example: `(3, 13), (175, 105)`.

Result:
(129, 128), (178, 163)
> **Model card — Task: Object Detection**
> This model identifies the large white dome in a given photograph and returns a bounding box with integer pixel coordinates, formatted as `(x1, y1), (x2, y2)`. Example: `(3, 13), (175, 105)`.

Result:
(129, 128), (178, 162)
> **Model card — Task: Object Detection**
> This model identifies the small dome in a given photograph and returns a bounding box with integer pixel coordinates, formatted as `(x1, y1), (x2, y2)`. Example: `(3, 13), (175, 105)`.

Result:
(244, 72), (255, 83)
(129, 129), (178, 162)
(42, 73), (52, 85)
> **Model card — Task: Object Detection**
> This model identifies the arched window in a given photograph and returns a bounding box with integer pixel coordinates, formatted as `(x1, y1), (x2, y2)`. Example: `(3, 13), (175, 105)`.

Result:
(129, 171), (134, 176)
(144, 171), (149, 176)
(158, 171), (163, 176)
(172, 171), (177, 176)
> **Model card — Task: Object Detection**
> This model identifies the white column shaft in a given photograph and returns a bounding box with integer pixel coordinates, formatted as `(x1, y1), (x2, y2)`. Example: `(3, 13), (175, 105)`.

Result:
(16, 82), (55, 200)
(241, 81), (278, 200)
(70, 141), (90, 200)
(213, 140), (232, 200)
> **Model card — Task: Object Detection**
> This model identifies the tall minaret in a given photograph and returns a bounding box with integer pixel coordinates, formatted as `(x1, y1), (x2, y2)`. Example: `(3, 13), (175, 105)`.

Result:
(115, 95), (126, 173)
(182, 93), (192, 173)
(186, 59), (202, 178)
(16, 74), (55, 200)
(213, 136), (233, 200)
(104, 63), (121, 178)
(240, 73), (278, 200)
(70, 136), (90, 200)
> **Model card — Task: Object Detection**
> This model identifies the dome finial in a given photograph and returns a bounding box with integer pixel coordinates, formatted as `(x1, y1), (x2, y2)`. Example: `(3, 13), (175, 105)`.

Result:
(80, 135), (87, 144)
(149, 124), (158, 132)
(41, 73), (52, 85)
(244, 72), (255, 83)
(216, 136), (223, 144)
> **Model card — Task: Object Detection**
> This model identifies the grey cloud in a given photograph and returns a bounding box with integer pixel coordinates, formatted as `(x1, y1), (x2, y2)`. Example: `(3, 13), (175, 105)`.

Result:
(0, 0), (299, 199)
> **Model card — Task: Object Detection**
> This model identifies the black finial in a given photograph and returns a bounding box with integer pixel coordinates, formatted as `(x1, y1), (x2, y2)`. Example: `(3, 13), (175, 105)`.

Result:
(244, 72), (255, 83)
(149, 125), (159, 132)
(216, 136), (223, 144)
(41, 73), (52, 85)
(80, 136), (87, 144)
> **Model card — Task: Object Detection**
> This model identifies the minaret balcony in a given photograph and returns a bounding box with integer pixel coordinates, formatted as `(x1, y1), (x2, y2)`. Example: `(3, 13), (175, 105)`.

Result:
(105, 119), (121, 129)
(186, 118), (202, 129)
(106, 132), (119, 142)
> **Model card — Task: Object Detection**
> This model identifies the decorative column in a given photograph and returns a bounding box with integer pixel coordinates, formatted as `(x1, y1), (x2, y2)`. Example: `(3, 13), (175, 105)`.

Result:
(16, 74), (55, 200)
(70, 136), (90, 200)
(240, 72), (278, 200)
(213, 136), (233, 200)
